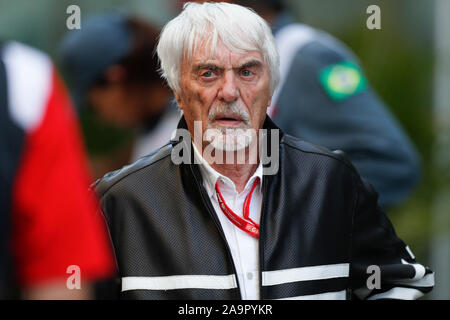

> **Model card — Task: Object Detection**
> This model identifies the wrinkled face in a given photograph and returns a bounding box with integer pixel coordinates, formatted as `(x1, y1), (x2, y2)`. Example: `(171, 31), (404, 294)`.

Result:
(175, 39), (272, 152)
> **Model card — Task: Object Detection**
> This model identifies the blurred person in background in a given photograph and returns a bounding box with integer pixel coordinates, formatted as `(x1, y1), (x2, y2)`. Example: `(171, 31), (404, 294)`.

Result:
(60, 13), (180, 168)
(0, 40), (116, 299)
(207, 0), (422, 209)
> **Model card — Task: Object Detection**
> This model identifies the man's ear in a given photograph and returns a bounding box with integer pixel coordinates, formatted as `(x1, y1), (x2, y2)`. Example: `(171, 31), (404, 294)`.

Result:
(174, 91), (184, 111)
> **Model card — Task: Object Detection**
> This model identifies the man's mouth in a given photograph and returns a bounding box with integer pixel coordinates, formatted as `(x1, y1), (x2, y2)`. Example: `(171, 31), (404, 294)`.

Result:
(212, 113), (245, 127)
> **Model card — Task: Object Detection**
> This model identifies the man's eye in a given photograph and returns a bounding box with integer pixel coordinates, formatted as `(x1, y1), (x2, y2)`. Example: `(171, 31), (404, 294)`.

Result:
(201, 71), (215, 78)
(241, 69), (253, 77)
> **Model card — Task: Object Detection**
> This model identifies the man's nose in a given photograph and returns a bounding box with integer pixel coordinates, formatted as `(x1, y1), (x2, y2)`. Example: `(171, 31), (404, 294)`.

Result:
(218, 72), (239, 102)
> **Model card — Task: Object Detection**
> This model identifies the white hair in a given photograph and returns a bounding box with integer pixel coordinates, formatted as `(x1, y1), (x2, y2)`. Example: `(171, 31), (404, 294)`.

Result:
(156, 1), (280, 94)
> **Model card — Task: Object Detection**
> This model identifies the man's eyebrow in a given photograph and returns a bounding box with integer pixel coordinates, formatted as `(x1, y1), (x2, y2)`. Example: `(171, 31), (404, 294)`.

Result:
(194, 63), (220, 72)
(193, 60), (262, 72)
(239, 60), (263, 69)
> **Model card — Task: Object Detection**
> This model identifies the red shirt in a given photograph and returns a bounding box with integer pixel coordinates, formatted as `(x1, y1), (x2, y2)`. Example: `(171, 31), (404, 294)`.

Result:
(3, 42), (115, 287)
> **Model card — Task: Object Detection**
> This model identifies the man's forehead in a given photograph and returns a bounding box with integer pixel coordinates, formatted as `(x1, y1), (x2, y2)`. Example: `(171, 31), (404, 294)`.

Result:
(187, 41), (264, 68)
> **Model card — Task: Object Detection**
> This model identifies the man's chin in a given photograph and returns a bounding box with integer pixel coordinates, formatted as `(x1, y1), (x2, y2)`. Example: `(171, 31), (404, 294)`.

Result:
(205, 130), (254, 152)
(211, 141), (249, 152)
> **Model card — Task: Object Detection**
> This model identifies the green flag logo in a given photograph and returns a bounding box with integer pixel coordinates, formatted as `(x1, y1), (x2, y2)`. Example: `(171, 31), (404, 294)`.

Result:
(319, 61), (367, 101)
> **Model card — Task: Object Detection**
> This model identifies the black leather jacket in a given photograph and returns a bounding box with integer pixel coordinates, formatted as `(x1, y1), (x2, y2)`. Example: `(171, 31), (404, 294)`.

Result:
(95, 116), (433, 300)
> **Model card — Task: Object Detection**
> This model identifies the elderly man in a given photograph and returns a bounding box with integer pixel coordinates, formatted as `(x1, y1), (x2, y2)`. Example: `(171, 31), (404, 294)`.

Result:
(95, 2), (433, 300)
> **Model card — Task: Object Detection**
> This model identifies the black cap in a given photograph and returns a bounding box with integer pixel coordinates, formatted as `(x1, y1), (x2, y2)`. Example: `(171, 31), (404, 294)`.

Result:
(59, 13), (132, 109)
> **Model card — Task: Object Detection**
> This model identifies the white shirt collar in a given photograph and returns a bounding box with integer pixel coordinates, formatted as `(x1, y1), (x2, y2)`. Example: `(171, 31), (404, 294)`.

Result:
(192, 143), (263, 198)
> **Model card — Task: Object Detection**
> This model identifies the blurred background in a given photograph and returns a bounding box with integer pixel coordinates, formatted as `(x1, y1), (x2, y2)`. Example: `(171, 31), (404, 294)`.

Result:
(0, 0), (448, 299)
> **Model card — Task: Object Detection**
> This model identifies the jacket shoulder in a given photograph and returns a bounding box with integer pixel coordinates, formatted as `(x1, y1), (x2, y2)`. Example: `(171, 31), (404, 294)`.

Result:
(93, 143), (173, 198)
(281, 134), (358, 174)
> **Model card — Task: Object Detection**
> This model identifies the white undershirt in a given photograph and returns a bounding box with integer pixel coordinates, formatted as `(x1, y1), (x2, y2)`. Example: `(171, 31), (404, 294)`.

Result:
(192, 143), (263, 300)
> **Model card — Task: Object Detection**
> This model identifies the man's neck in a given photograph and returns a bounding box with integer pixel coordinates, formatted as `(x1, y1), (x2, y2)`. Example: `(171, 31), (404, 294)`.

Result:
(196, 141), (260, 194)
(211, 161), (258, 194)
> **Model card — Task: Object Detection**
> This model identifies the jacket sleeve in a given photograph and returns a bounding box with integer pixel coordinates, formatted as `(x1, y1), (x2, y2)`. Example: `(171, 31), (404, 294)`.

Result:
(349, 174), (434, 299)
(275, 36), (421, 208)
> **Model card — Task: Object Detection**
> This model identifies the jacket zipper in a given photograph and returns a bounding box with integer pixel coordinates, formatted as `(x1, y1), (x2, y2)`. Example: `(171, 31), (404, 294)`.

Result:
(189, 163), (243, 300)
(259, 175), (269, 300)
